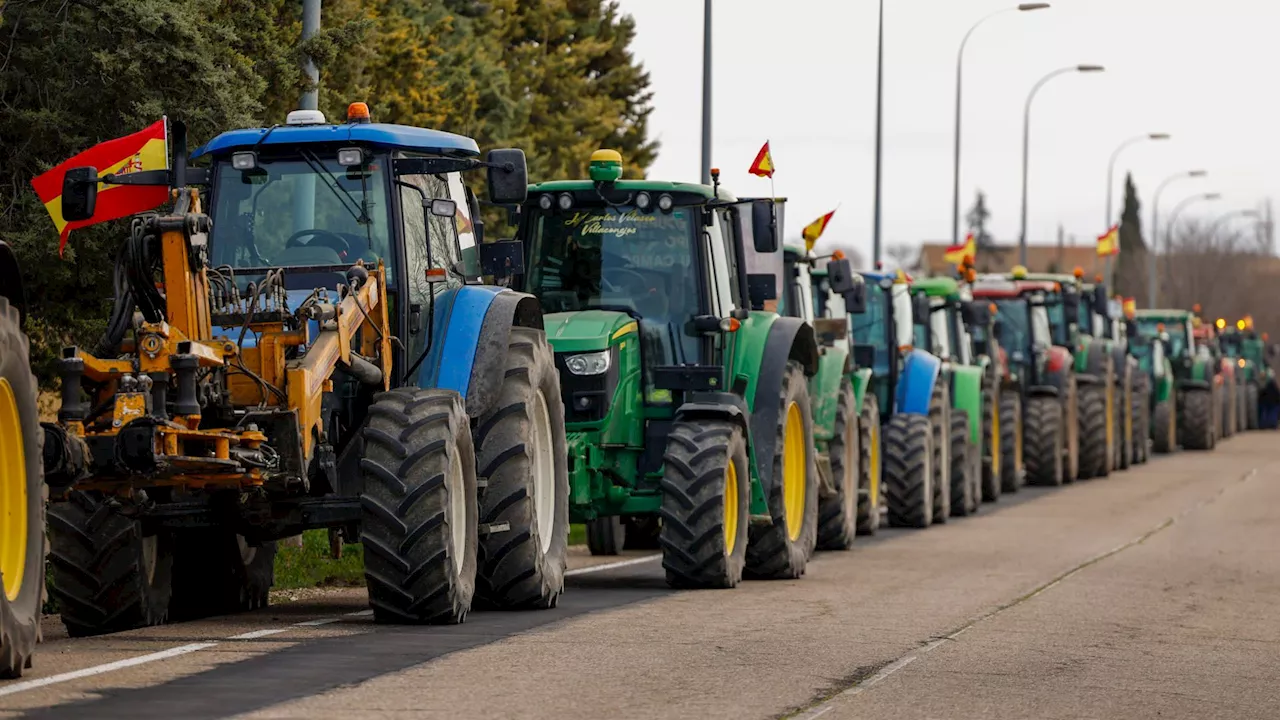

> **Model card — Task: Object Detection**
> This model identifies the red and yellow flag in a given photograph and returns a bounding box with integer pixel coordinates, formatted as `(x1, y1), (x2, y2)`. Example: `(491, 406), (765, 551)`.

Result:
(748, 141), (775, 178)
(1096, 224), (1119, 257)
(944, 233), (976, 265)
(802, 209), (836, 251)
(1122, 297), (1137, 318)
(31, 120), (169, 255)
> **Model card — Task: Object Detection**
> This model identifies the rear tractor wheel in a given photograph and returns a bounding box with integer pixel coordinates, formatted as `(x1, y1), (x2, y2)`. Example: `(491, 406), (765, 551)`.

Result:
(360, 388), (477, 624)
(659, 420), (750, 588)
(855, 394), (882, 536)
(745, 361), (818, 580)
(949, 410), (978, 517)
(1023, 395), (1064, 486)
(884, 414), (934, 528)
(1181, 389), (1215, 451)
(816, 381), (859, 551)
(1077, 382), (1109, 479)
(981, 386), (1002, 503)
(998, 390), (1023, 493)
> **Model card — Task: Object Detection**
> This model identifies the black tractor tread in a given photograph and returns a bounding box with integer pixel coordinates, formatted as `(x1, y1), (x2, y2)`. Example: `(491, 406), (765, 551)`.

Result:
(1117, 368), (1133, 470)
(1152, 399), (1176, 454)
(659, 420), (749, 588)
(981, 387), (1001, 503)
(0, 296), (46, 677)
(855, 394), (882, 536)
(474, 327), (568, 610)
(48, 491), (173, 637)
(586, 517), (624, 556)
(360, 388), (476, 625)
(1182, 389), (1215, 451)
(170, 531), (276, 621)
(999, 390), (1022, 493)
(1077, 383), (1109, 479)
(1024, 396), (1064, 486)
(950, 409), (977, 517)
(1247, 385), (1260, 431)
(745, 361), (817, 580)
(928, 383), (951, 524)
(1131, 380), (1149, 464)
(884, 414), (933, 528)
(816, 381), (859, 551)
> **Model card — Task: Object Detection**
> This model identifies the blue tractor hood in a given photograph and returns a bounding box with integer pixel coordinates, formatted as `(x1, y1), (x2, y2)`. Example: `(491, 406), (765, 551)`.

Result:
(192, 122), (480, 160)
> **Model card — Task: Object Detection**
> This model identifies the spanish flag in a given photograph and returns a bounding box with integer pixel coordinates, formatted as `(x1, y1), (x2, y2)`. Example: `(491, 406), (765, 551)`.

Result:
(1096, 224), (1119, 257)
(943, 233), (976, 265)
(1122, 297), (1137, 318)
(802, 209), (836, 251)
(748, 141), (775, 178)
(31, 120), (170, 255)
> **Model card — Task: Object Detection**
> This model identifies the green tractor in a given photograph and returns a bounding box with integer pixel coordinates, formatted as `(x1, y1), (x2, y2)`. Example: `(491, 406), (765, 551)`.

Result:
(957, 285), (1024, 500)
(1127, 311), (1177, 454)
(1132, 309), (1219, 450)
(780, 246), (873, 549)
(510, 153), (822, 586)
(910, 277), (989, 517)
(1219, 317), (1267, 431)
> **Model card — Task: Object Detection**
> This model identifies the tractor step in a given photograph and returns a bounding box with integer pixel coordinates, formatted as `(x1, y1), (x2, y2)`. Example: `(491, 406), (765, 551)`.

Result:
(749, 514), (774, 527)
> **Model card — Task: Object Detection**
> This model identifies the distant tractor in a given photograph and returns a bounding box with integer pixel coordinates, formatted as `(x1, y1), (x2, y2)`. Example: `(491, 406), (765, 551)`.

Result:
(1128, 314), (1177, 454)
(1196, 318), (1238, 441)
(0, 241), (45, 678)
(1132, 309), (1219, 450)
(1220, 317), (1269, 430)
(512, 156), (821, 587)
(40, 105), (569, 634)
(851, 270), (948, 529)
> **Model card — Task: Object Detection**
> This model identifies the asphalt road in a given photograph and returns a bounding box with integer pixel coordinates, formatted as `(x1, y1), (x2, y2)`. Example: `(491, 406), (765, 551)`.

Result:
(2, 432), (1278, 719)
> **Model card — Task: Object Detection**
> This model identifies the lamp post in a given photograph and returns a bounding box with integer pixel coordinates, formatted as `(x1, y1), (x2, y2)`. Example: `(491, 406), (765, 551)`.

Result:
(872, 0), (885, 266)
(1018, 64), (1105, 266)
(1104, 132), (1169, 286)
(700, 0), (712, 185)
(1163, 192), (1221, 305)
(950, 2), (1051, 248)
(1148, 169), (1207, 307)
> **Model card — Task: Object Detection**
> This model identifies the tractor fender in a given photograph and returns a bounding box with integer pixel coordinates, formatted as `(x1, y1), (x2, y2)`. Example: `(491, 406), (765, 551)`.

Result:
(1075, 372), (1102, 387)
(1028, 384), (1060, 399)
(950, 364), (983, 445)
(675, 391), (751, 438)
(748, 317), (819, 498)
(894, 348), (941, 416)
(1082, 339), (1111, 378)
(1178, 378), (1211, 391)
(418, 285), (543, 418)
(851, 366), (873, 415)
(810, 347), (850, 442)
(0, 241), (25, 325)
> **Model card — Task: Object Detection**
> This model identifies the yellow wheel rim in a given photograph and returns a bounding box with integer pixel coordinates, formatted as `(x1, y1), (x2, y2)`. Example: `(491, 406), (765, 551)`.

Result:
(783, 402), (806, 542)
(868, 420), (881, 507)
(991, 403), (1001, 480)
(723, 459), (738, 555)
(0, 378), (28, 602)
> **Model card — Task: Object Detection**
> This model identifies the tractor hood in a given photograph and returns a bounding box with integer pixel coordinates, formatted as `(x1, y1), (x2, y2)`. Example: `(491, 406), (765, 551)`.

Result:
(543, 310), (637, 354)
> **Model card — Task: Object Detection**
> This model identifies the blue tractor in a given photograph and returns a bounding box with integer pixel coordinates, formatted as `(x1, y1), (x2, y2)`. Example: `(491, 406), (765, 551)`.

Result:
(42, 104), (569, 634)
(850, 270), (949, 529)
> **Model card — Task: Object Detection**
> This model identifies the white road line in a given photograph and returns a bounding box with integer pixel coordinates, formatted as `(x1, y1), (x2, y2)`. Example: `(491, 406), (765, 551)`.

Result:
(226, 628), (290, 640)
(0, 643), (217, 698)
(565, 554), (661, 576)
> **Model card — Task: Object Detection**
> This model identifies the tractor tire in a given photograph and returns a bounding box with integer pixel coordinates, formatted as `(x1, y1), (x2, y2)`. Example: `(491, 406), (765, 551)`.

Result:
(1237, 384), (1248, 434)
(1130, 382), (1149, 465)
(659, 420), (750, 589)
(1152, 398), (1176, 454)
(623, 517), (662, 550)
(1220, 385), (1234, 440)
(1247, 385), (1260, 431)
(360, 388), (477, 625)
(1118, 366), (1133, 470)
(1077, 383), (1109, 479)
(0, 296), (45, 677)
(586, 517), (624, 556)
(1182, 389), (1215, 451)
(949, 410), (978, 517)
(48, 491), (174, 637)
(1062, 377), (1080, 484)
(884, 414), (934, 528)
(999, 390), (1023, 494)
(981, 386), (1002, 503)
(817, 380), (859, 551)
(745, 362), (817, 580)
(474, 327), (568, 611)
(170, 531), (275, 621)
(855, 394), (882, 536)
(928, 382), (951, 524)
(1023, 396), (1064, 486)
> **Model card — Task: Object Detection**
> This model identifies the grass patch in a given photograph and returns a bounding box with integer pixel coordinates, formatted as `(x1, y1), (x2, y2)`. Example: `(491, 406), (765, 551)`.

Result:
(273, 530), (366, 590)
(568, 523), (586, 546)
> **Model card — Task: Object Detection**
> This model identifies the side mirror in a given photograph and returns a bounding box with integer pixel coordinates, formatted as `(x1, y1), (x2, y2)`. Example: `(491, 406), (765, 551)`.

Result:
(428, 198), (456, 217)
(826, 258), (866, 314)
(812, 318), (848, 347)
(1093, 285), (1108, 311)
(747, 273), (777, 311)
(992, 316), (1004, 338)
(912, 292), (930, 326)
(960, 300), (989, 328)
(1125, 321), (1137, 339)
(479, 239), (525, 280)
(852, 343), (876, 370)
(1063, 298), (1080, 326)
(751, 200), (778, 253)
(61, 166), (99, 222)
(486, 148), (528, 204)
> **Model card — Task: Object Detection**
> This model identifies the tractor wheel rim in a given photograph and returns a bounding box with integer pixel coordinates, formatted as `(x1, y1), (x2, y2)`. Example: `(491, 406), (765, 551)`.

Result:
(530, 389), (556, 555)
(0, 378), (27, 602)
(783, 402), (806, 542)
(723, 458), (738, 555)
(449, 447), (466, 575)
(868, 420), (881, 508)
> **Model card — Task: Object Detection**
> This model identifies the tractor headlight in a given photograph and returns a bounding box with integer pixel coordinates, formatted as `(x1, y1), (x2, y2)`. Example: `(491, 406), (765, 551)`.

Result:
(565, 350), (611, 376)
(635, 191), (652, 210)
(557, 193), (574, 211)
(538, 194), (554, 211)
(657, 193), (674, 212)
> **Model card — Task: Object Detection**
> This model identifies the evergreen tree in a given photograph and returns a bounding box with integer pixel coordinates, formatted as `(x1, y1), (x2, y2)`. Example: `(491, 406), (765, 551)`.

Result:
(1116, 172), (1148, 302)
(965, 190), (994, 250)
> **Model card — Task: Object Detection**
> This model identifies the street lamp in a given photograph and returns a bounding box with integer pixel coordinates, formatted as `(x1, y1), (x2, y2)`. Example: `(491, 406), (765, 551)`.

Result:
(1208, 209), (1261, 245)
(1147, 169), (1207, 307)
(1103, 132), (1169, 285)
(1018, 64), (1106, 266)
(1163, 192), (1221, 304)
(950, 2), (1051, 247)
(700, 0), (712, 185)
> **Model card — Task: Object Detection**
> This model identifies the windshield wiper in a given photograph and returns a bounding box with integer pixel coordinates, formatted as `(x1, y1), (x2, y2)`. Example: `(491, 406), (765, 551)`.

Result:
(299, 149), (369, 226)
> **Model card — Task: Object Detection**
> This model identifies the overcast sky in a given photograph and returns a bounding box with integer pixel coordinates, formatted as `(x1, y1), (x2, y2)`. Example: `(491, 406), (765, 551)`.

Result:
(613, 0), (1278, 263)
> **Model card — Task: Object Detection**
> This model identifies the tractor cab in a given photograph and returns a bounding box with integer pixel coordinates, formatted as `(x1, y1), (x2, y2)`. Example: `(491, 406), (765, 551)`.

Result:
(851, 270), (919, 415)
(972, 277), (1057, 390)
